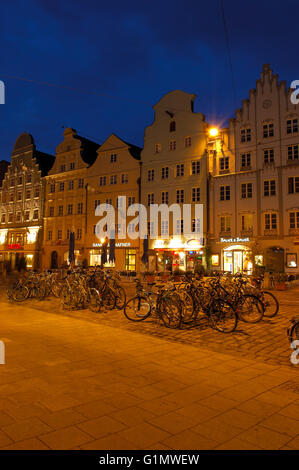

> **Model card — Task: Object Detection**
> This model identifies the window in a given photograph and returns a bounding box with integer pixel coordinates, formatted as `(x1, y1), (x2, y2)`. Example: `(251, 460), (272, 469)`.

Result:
(26, 174), (32, 184)
(128, 222), (136, 234)
(184, 136), (191, 147)
(1, 214), (5, 223)
(10, 193), (14, 202)
(290, 212), (299, 229)
(192, 187), (200, 202)
(59, 182), (64, 191)
(176, 219), (184, 235)
(169, 121), (176, 132)
(99, 176), (106, 186)
(94, 199), (101, 210)
(70, 162), (75, 170)
(220, 157), (229, 171)
(18, 176), (22, 185)
(121, 173), (128, 184)
(161, 167), (169, 179)
(8, 213), (13, 223)
(105, 198), (112, 206)
(220, 216), (231, 233)
(49, 207), (54, 217)
(241, 153), (251, 168)
(58, 205), (63, 216)
(263, 122), (274, 138)
(78, 178), (84, 188)
(241, 183), (252, 199)
(147, 169), (154, 182)
(155, 143), (161, 153)
(77, 228), (82, 240)
(287, 118), (298, 134)
(48, 230), (52, 241)
(240, 128), (251, 142)
(67, 204), (73, 215)
(26, 189), (31, 199)
(68, 180), (74, 190)
(192, 161), (200, 175)
(17, 191), (22, 201)
(128, 197), (135, 206)
(110, 154), (117, 163)
(125, 249), (136, 271)
(169, 140), (176, 151)
(264, 149), (274, 164)
(241, 214), (253, 231)
(147, 193), (154, 206)
(288, 145), (299, 161)
(161, 191), (168, 204)
(176, 189), (184, 203)
(77, 202), (83, 214)
(10, 178), (14, 187)
(24, 211), (29, 221)
(34, 188), (40, 198)
(192, 218), (201, 233)
(16, 211), (21, 222)
(110, 175), (117, 185)
(50, 183), (55, 193)
(288, 177), (299, 194)
(33, 209), (38, 220)
(57, 229), (62, 240)
(264, 179), (276, 196)
(265, 213), (277, 230)
(60, 164), (66, 172)
(176, 164), (184, 177)
(220, 185), (230, 201)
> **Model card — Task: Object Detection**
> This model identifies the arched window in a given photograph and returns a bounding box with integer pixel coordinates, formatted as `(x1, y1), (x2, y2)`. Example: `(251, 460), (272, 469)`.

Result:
(169, 121), (176, 132)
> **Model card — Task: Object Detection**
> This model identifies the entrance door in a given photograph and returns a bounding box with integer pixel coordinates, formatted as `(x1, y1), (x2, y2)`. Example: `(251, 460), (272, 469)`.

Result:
(51, 251), (58, 269)
(233, 251), (243, 273)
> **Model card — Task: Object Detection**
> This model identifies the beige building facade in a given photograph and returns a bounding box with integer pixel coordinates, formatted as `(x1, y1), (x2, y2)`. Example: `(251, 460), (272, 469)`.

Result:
(209, 65), (299, 274)
(42, 128), (99, 269)
(141, 90), (209, 273)
(0, 133), (54, 270)
(86, 134), (141, 272)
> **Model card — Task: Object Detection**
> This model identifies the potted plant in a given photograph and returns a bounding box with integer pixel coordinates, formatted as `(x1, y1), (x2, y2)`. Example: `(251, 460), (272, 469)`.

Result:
(173, 269), (183, 282)
(274, 273), (288, 290)
(144, 271), (155, 283)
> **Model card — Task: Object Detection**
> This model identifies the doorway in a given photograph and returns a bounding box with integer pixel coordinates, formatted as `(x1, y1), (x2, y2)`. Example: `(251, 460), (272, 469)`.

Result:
(50, 251), (58, 269)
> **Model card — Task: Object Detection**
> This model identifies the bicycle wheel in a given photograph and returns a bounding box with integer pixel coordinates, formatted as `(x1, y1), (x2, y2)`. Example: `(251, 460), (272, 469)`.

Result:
(36, 282), (46, 301)
(209, 300), (238, 333)
(179, 291), (195, 323)
(238, 294), (264, 323)
(52, 281), (63, 298)
(102, 286), (116, 310)
(60, 287), (72, 309)
(124, 296), (151, 321)
(260, 291), (279, 317)
(290, 321), (299, 343)
(13, 285), (29, 302)
(115, 286), (126, 310)
(159, 298), (182, 329)
(88, 288), (102, 313)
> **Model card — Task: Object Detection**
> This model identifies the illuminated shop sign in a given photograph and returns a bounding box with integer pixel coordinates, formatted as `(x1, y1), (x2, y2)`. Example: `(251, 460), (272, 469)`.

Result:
(220, 237), (250, 243)
(92, 242), (131, 248)
(7, 244), (22, 250)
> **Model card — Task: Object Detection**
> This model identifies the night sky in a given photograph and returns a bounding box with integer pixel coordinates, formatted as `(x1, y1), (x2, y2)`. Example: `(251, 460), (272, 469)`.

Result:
(0, 0), (298, 159)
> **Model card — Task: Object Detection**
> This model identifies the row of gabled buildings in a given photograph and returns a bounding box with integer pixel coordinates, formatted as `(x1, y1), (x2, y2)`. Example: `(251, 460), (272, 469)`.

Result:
(0, 64), (298, 274)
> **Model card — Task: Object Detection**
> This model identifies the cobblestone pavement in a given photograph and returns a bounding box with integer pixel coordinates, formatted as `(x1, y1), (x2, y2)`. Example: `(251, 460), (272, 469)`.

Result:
(10, 284), (299, 368)
(0, 296), (298, 450)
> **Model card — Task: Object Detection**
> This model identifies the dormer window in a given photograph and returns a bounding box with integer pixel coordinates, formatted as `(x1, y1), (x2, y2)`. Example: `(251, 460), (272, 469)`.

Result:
(110, 154), (117, 163)
(170, 121), (176, 132)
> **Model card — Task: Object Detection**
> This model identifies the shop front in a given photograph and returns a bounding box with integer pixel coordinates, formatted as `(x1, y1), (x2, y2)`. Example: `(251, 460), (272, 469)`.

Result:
(0, 228), (40, 269)
(152, 238), (204, 272)
(212, 238), (253, 274)
(90, 242), (138, 272)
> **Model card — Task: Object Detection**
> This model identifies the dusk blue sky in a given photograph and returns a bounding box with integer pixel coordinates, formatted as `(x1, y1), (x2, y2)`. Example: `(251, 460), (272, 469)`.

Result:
(0, 0), (298, 159)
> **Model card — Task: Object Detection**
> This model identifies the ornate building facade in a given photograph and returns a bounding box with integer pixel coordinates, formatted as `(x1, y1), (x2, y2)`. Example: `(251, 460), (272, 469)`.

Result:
(0, 132), (54, 269)
(209, 65), (299, 274)
(42, 128), (99, 269)
(141, 90), (208, 272)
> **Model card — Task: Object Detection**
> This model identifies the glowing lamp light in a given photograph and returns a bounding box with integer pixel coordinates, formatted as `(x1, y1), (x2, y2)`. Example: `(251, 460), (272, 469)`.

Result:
(27, 227), (39, 243)
(209, 127), (219, 138)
